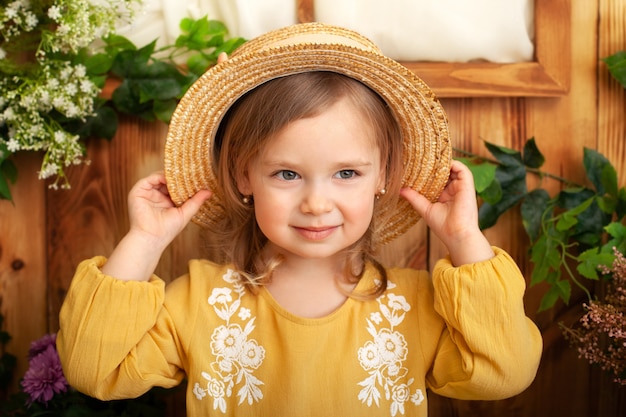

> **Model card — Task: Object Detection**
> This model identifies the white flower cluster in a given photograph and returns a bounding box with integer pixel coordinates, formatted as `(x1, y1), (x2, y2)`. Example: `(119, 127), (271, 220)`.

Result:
(0, 0), (142, 189)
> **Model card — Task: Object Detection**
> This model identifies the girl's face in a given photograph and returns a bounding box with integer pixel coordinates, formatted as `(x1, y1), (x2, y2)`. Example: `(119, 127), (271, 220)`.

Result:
(239, 96), (385, 262)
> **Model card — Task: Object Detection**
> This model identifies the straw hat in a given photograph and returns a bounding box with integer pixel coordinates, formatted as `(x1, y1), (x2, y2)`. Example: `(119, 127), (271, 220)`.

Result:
(164, 22), (451, 244)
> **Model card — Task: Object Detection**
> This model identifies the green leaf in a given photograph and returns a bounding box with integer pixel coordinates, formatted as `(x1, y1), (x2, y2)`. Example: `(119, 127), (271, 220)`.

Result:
(478, 178), (502, 205)
(138, 78), (183, 102)
(110, 40), (158, 78)
(457, 158), (497, 193)
(77, 106), (119, 140)
(522, 137), (545, 169)
(187, 53), (212, 76)
(0, 168), (14, 201)
(537, 278), (560, 311)
(484, 141), (523, 167)
(583, 147), (618, 196)
(84, 52), (114, 75)
(576, 247), (613, 279)
(215, 37), (246, 55)
(616, 188), (626, 219)
(605, 221), (626, 239)
(0, 144), (17, 201)
(103, 33), (138, 55)
(572, 199), (611, 248)
(530, 235), (561, 285)
(478, 163), (527, 229)
(556, 187), (594, 209)
(597, 195), (617, 214)
(521, 189), (550, 241)
(556, 211), (579, 231)
(111, 80), (154, 118)
(603, 50), (626, 88)
(152, 99), (178, 123)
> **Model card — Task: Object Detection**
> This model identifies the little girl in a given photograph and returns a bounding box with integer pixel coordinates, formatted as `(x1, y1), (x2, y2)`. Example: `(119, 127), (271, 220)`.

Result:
(58, 23), (542, 417)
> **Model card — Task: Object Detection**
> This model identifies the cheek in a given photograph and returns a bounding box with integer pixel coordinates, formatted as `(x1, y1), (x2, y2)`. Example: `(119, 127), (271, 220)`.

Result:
(252, 193), (288, 227)
(345, 196), (376, 226)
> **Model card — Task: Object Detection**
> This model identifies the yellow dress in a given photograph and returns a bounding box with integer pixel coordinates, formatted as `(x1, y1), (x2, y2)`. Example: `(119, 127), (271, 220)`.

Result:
(58, 247), (542, 417)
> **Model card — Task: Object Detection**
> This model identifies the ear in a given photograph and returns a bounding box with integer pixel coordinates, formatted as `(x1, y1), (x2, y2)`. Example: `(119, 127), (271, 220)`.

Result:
(376, 166), (387, 192)
(236, 170), (252, 195)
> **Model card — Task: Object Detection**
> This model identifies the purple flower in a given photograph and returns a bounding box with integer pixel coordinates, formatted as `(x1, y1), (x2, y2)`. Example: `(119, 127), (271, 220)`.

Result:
(27, 333), (57, 360)
(21, 343), (68, 405)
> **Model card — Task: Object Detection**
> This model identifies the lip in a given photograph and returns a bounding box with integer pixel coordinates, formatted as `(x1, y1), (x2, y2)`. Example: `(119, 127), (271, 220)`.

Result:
(293, 225), (338, 241)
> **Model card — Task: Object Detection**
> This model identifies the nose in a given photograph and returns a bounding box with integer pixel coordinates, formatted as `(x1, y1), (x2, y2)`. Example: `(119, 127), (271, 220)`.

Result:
(300, 183), (333, 215)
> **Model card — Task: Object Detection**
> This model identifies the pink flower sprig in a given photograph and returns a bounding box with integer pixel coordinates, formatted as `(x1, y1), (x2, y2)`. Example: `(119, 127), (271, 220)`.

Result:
(563, 248), (626, 385)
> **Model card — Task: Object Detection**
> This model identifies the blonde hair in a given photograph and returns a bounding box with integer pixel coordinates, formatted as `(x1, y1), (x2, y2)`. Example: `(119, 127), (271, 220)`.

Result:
(204, 71), (403, 297)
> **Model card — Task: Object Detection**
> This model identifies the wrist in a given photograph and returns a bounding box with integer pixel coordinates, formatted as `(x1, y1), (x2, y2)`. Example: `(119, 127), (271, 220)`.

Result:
(101, 231), (167, 281)
(445, 231), (495, 267)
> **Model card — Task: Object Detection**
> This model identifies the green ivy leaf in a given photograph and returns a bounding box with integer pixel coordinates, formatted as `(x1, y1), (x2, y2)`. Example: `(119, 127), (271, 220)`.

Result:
(0, 143), (17, 201)
(176, 17), (228, 51)
(111, 80), (154, 119)
(521, 189), (550, 241)
(78, 106), (119, 140)
(104, 33), (138, 56)
(576, 247), (613, 279)
(84, 52), (114, 76)
(522, 137), (545, 169)
(530, 235), (561, 285)
(573, 200), (611, 248)
(187, 53), (212, 77)
(538, 279), (571, 311)
(485, 141), (523, 167)
(556, 187), (594, 209)
(583, 147), (618, 196)
(478, 178), (502, 205)
(214, 37), (246, 56)
(457, 158), (497, 193)
(152, 99), (178, 123)
(110, 40), (157, 78)
(605, 221), (626, 240)
(137, 77), (183, 102)
(602, 222), (626, 256)
(603, 50), (626, 88)
(478, 163), (527, 229)
(597, 195), (617, 214)
(616, 188), (626, 219)
(0, 167), (14, 201)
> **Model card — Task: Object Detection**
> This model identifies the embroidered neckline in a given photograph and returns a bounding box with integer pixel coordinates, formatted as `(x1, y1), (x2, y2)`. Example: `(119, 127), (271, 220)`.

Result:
(257, 264), (379, 324)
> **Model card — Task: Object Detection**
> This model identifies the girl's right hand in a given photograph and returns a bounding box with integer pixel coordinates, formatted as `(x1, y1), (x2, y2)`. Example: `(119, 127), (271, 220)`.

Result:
(126, 172), (211, 250)
(101, 172), (211, 281)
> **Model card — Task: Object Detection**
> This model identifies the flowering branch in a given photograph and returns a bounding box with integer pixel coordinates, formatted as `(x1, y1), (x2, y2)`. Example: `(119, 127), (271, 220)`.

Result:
(0, 1), (245, 200)
(562, 247), (626, 385)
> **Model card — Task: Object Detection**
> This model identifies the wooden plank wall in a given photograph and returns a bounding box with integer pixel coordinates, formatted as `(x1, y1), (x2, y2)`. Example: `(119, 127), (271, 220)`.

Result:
(1, 0), (625, 415)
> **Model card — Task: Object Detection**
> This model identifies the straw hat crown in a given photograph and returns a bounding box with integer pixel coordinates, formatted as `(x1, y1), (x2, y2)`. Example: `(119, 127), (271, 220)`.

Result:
(164, 22), (451, 244)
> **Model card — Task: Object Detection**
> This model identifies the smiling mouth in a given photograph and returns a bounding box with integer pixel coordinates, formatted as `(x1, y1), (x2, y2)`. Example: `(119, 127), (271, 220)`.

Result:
(293, 226), (338, 241)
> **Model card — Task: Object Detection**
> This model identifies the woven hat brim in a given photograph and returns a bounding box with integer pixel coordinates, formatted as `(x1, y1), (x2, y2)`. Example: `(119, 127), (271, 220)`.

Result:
(165, 23), (451, 244)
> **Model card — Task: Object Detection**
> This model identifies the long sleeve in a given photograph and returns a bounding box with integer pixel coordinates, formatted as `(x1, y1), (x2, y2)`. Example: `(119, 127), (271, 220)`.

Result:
(425, 247), (542, 400)
(57, 257), (186, 400)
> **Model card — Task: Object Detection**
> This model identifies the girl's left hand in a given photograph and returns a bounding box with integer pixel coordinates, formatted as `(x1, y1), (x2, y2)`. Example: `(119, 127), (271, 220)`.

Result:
(400, 160), (494, 265)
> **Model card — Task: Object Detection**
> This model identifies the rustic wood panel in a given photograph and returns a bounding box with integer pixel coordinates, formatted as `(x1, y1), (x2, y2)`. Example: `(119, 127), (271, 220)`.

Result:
(0, 152), (48, 394)
(1, 0), (625, 415)
(46, 118), (203, 332)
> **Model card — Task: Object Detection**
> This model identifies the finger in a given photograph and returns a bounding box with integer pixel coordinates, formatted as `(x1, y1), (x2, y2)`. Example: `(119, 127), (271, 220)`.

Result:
(179, 190), (212, 223)
(217, 52), (228, 64)
(399, 187), (434, 218)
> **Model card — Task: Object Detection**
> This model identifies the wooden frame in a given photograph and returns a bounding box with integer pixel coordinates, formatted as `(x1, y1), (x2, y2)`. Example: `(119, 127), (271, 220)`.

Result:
(296, 0), (571, 97)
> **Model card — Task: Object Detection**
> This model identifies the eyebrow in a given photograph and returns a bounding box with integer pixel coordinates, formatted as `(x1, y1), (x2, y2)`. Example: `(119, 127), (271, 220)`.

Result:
(262, 159), (374, 169)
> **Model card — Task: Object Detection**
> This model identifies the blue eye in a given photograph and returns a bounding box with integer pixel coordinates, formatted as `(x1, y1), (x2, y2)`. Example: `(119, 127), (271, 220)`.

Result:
(336, 170), (356, 179)
(277, 170), (299, 180)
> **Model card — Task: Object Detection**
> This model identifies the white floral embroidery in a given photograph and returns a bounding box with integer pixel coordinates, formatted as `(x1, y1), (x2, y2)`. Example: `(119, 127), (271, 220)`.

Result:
(357, 282), (424, 416)
(193, 269), (265, 413)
